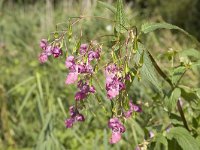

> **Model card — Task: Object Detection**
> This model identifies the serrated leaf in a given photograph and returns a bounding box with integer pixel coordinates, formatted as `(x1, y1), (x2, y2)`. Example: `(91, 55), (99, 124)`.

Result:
(166, 127), (200, 150)
(135, 43), (162, 92)
(115, 0), (127, 33)
(97, 1), (116, 13)
(141, 22), (200, 46)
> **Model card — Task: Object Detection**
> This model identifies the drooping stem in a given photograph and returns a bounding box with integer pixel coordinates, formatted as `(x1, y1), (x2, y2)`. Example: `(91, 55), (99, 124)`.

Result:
(177, 97), (190, 131)
(147, 50), (190, 131)
(147, 51), (174, 88)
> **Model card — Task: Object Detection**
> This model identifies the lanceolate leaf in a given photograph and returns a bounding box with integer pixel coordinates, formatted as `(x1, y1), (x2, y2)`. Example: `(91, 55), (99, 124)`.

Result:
(115, 0), (127, 33)
(135, 43), (162, 92)
(166, 127), (200, 150)
(140, 22), (200, 47)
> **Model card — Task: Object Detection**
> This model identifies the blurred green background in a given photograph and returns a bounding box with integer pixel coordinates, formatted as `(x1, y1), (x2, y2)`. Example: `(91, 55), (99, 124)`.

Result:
(0, 0), (200, 150)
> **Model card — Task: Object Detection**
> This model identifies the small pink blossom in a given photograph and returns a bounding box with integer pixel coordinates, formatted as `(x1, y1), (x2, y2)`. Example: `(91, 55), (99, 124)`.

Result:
(65, 56), (75, 69)
(65, 72), (78, 84)
(75, 91), (87, 101)
(79, 44), (88, 55)
(107, 88), (119, 99)
(45, 45), (53, 56)
(124, 101), (142, 118)
(75, 114), (85, 121)
(108, 118), (125, 144)
(38, 53), (48, 63)
(40, 39), (48, 50)
(88, 50), (100, 62)
(65, 118), (75, 128)
(110, 132), (122, 144)
(65, 106), (85, 128)
(52, 46), (62, 58)
(75, 80), (96, 100)
(105, 64), (126, 100)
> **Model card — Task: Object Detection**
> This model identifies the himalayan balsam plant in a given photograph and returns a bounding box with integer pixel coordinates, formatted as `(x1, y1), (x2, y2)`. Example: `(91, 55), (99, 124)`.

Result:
(38, 0), (200, 149)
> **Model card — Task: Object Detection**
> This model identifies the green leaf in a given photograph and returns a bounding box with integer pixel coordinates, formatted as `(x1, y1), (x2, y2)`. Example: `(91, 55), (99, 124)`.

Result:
(191, 60), (200, 69)
(97, 1), (116, 13)
(140, 22), (200, 46)
(180, 87), (198, 102)
(151, 133), (168, 150)
(115, 0), (127, 33)
(171, 66), (186, 85)
(166, 127), (200, 150)
(166, 88), (181, 112)
(169, 113), (183, 125)
(135, 43), (162, 92)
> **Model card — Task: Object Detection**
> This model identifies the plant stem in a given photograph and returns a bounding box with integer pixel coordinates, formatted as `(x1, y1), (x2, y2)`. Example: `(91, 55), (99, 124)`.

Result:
(147, 50), (190, 131)
(177, 98), (190, 131)
(147, 50), (174, 88)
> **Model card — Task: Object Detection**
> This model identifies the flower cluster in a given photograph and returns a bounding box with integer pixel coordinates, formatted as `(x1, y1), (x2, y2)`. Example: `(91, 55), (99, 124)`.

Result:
(124, 101), (142, 118)
(105, 64), (126, 99)
(39, 38), (142, 145)
(75, 80), (96, 101)
(64, 44), (100, 126)
(65, 106), (85, 128)
(39, 39), (62, 63)
(108, 118), (126, 144)
(65, 44), (100, 85)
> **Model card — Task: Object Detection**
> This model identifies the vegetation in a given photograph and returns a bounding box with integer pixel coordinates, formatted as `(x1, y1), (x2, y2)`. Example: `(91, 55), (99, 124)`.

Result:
(0, 0), (200, 150)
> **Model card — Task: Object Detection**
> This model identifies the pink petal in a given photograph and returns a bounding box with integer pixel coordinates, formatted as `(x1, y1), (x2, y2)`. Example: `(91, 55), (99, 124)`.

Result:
(107, 89), (119, 99)
(109, 132), (122, 144)
(65, 72), (78, 84)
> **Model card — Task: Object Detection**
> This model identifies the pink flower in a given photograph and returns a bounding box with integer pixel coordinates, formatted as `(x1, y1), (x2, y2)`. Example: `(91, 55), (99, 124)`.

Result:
(65, 118), (75, 128)
(69, 106), (76, 117)
(45, 45), (53, 56)
(38, 53), (48, 63)
(79, 44), (88, 55)
(124, 110), (132, 118)
(65, 106), (85, 128)
(133, 104), (142, 112)
(89, 86), (96, 93)
(108, 118), (125, 144)
(124, 101), (142, 118)
(40, 39), (48, 50)
(105, 64), (126, 100)
(75, 80), (96, 100)
(52, 46), (62, 58)
(65, 56), (75, 69)
(107, 88), (119, 99)
(75, 114), (85, 121)
(88, 50), (100, 62)
(75, 91), (87, 101)
(65, 72), (78, 84)
(110, 132), (122, 144)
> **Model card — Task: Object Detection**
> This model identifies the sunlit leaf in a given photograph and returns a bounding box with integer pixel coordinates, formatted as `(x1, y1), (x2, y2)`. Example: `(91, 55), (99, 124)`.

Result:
(167, 127), (200, 150)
